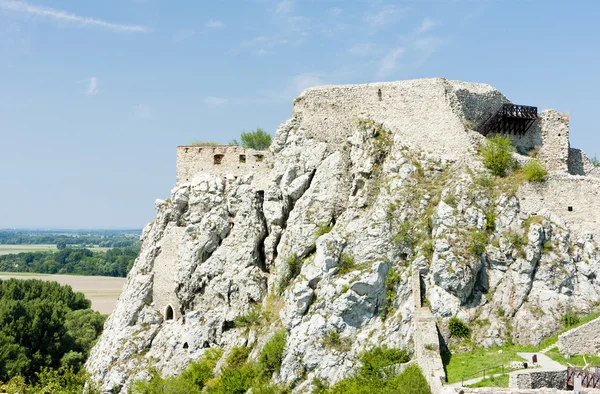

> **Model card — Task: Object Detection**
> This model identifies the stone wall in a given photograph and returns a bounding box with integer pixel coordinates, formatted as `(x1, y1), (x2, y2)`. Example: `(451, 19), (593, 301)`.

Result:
(292, 78), (506, 158)
(176, 145), (273, 189)
(152, 226), (185, 321)
(508, 370), (567, 390)
(558, 315), (600, 356)
(517, 174), (600, 238)
(413, 269), (446, 393)
(569, 148), (600, 178)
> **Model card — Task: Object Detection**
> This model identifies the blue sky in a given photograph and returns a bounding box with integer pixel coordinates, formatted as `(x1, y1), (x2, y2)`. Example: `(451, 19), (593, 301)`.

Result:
(0, 0), (598, 229)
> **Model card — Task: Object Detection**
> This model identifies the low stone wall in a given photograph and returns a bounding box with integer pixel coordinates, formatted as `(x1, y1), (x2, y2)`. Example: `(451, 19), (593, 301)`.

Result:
(508, 370), (567, 390)
(558, 315), (600, 356)
(413, 269), (446, 393)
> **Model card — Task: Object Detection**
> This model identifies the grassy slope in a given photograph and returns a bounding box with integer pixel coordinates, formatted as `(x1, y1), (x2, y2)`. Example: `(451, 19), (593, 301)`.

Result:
(443, 346), (525, 384)
(445, 308), (600, 384)
(544, 348), (600, 367)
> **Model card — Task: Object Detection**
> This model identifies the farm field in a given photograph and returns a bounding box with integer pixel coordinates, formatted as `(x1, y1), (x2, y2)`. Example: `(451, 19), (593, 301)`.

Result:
(0, 272), (125, 314)
(0, 244), (111, 255)
(0, 244), (57, 255)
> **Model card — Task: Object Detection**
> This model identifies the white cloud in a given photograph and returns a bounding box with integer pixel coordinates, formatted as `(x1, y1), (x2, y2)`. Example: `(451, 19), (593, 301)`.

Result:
(348, 42), (377, 56)
(173, 28), (195, 42)
(376, 47), (405, 79)
(135, 104), (151, 119)
(0, 0), (150, 32)
(329, 8), (342, 17)
(415, 36), (445, 56)
(205, 19), (224, 29)
(85, 77), (98, 95)
(365, 5), (403, 28)
(204, 96), (227, 105)
(274, 0), (294, 16)
(417, 17), (437, 34)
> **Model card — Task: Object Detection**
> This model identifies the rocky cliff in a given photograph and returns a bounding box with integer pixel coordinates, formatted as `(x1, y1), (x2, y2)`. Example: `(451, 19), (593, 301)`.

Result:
(86, 78), (600, 393)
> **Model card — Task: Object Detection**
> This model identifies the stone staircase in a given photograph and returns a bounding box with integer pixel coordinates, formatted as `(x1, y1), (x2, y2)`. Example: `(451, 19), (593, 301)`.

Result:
(412, 269), (446, 394)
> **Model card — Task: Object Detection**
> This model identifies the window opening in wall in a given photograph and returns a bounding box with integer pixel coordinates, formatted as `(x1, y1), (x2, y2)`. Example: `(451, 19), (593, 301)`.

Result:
(183, 342), (189, 349)
(185, 148), (189, 153)
(255, 154), (264, 162)
(198, 148), (202, 152)
(568, 206), (573, 212)
(165, 305), (174, 320)
(214, 154), (224, 165)
(239, 154), (246, 163)
(378, 89), (382, 101)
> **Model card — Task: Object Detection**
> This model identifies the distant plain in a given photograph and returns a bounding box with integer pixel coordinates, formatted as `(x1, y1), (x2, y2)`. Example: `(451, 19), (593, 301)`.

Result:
(0, 272), (125, 314)
(0, 244), (57, 255)
(0, 244), (112, 255)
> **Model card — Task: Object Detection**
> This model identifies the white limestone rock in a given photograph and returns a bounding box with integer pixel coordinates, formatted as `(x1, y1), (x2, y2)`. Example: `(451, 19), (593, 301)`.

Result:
(87, 79), (600, 393)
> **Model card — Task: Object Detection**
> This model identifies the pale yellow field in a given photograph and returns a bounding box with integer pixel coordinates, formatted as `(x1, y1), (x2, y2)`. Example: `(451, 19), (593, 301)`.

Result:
(0, 272), (125, 315)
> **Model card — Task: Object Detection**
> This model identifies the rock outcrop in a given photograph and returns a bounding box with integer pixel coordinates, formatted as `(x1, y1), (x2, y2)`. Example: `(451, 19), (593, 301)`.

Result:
(86, 78), (600, 393)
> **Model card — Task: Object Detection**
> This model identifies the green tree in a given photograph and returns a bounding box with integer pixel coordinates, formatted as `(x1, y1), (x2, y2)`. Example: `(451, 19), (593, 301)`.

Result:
(231, 128), (272, 151)
(0, 279), (104, 383)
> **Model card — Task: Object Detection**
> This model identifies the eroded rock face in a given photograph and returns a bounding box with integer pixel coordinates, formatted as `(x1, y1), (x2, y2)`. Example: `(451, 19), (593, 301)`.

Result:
(86, 79), (600, 392)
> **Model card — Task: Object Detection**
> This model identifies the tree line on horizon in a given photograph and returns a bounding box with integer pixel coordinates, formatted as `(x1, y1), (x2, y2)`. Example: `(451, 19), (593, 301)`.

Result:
(0, 231), (140, 249)
(0, 247), (139, 278)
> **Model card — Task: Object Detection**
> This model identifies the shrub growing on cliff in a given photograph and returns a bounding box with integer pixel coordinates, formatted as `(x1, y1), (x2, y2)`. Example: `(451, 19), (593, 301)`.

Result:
(322, 347), (428, 394)
(562, 310), (580, 328)
(259, 329), (287, 375)
(523, 159), (548, 181)
(449, 317), (471, 338)
(230, 128), (272, 151)
(468, 230), (488, 256)
(480, 136), (515, 176)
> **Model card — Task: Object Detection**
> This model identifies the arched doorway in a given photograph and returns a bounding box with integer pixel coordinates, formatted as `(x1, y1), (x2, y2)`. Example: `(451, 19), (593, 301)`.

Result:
(165, 305), (174, 321)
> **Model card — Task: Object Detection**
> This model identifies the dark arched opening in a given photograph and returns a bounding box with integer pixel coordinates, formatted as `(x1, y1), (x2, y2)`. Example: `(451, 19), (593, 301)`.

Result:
(165, 305), (174, 321)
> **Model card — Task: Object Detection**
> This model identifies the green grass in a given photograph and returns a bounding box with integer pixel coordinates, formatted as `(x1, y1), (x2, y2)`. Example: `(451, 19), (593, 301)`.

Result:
(465, 374), (509, 388)
(516, 307), (600, 352)
(442, 347), (525, 384)
(544, 348), (600, 367)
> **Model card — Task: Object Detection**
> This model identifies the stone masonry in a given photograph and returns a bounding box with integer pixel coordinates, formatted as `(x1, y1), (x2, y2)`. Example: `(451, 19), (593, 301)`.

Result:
(176, 145), (273, 189)
(509, 370), (567, 390)
(558, 315), (600, 356)
(412, 269), (446, 393)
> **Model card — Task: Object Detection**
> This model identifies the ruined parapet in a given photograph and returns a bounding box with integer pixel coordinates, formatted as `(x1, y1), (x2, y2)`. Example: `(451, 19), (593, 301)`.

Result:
(292, 78), (507, 158)
(537, 111), (571, 173)
(176, 145), (273, 189)
(568, 148), (600, 178)
(558, 315), (600, 356)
